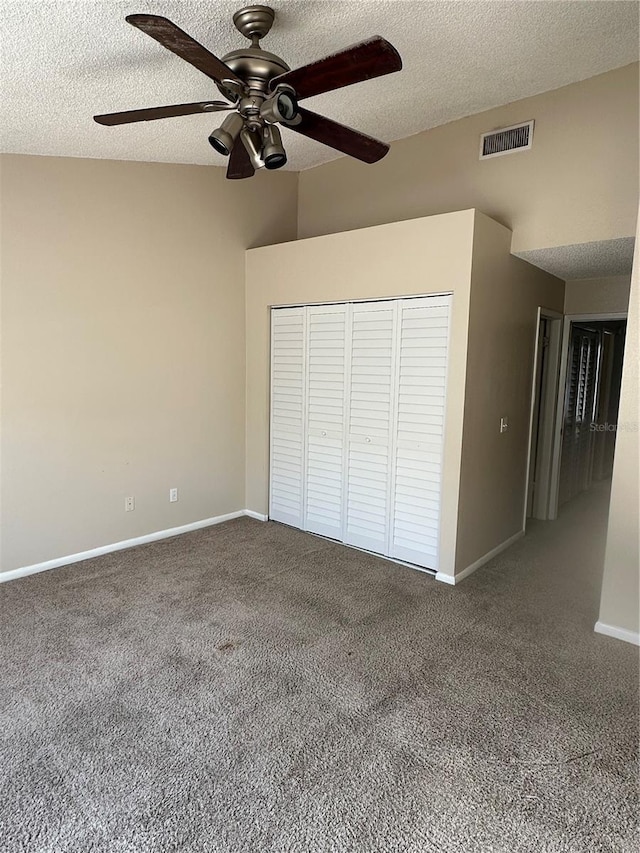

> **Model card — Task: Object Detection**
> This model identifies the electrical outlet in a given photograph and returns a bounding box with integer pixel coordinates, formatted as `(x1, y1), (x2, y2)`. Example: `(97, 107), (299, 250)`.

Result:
(500, 416), (509, 434)
(169, 488), (178, 503)
(125, 496), (135, 512)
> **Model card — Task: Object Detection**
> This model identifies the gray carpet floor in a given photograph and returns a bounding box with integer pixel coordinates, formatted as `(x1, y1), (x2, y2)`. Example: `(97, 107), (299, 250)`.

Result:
(1, 484), (638, 852)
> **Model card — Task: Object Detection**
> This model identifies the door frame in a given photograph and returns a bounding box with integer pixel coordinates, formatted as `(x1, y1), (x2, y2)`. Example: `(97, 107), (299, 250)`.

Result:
(524, 307), (564, 526)
(547, 311), (628, 520)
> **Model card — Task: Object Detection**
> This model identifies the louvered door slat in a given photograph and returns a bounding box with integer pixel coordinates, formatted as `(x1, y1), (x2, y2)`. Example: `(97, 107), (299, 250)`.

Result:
(389, 295), (451, 570)
(270, 308), (305, 526)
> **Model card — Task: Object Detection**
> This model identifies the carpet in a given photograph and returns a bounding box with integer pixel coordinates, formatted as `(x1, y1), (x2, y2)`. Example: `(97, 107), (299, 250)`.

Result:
(1, 484), (638, 852)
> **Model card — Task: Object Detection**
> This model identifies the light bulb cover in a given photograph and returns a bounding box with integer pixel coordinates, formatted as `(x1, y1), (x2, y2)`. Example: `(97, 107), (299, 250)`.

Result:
(262, 124), (287, 170)
(260, 86), (300, 125)
(208, 112), (244, 156)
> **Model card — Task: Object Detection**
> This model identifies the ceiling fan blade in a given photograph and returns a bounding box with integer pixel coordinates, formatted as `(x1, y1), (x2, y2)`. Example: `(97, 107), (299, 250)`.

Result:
(270, 36), (402, 101)
(285, 107), (389, 164)
(226, 138), (255, 180)
(94, 101), (232, 126)
(126, 14), (244, 88)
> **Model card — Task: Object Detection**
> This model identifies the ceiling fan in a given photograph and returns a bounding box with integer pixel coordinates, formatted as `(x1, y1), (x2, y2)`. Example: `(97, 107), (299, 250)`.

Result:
(94, 5), (402, 179)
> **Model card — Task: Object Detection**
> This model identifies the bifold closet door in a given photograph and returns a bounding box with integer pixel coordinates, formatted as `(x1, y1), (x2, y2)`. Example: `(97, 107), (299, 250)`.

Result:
(269, 307), (306, 527)
(303, 304), (348, 539)
(269, 294), (451, 573)
(344, 301), (396, 554)
(388, 296), (450, 570)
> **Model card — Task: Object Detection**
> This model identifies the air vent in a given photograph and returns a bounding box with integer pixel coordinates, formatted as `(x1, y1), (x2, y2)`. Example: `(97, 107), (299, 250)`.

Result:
(479, 120), (534, 159)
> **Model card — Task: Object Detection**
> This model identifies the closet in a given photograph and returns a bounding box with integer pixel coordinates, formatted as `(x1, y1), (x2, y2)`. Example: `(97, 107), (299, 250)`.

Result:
(269, 294), (451, 572)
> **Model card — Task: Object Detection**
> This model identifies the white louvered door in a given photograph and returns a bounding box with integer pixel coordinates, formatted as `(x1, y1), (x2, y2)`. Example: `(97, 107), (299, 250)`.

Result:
(389, 296), (450, 570)
(269, 294), (451, 573)
(344, 302), (396, 553)
(303, 304), (348, 539)
(269, 307), (306, 527)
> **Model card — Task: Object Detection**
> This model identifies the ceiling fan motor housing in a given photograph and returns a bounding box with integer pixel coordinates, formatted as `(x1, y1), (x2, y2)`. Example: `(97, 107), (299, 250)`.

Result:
(218, 48), (290, 98)
(219, 7), (292, 125)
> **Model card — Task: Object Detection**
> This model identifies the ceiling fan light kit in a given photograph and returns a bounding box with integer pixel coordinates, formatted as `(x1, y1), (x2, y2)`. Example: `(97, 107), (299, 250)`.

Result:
(94, 5), (403, 179)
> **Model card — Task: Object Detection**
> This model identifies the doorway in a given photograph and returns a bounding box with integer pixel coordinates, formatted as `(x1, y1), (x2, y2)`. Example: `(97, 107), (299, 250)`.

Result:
(531, 311), (629, 522)
(526, 311), (627, 523)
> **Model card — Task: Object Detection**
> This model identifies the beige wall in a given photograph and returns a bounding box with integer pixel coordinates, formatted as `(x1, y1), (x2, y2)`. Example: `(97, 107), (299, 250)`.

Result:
(0, 154), (297, 573)
(564, 275), (631, 315)
(297, 64), (638, 256)
(598, 220), (640, 639)
(456, 214), (564, 573)
(246, 211), (476, 577)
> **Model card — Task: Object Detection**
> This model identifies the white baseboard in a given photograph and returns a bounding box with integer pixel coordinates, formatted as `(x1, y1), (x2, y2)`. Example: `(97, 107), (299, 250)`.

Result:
(594, 621), (640, 647)
(435, 529), (525, 586)
(0, 510), (267, 584)
(244, 509), (268, 522)
(434, 571), (456, 586)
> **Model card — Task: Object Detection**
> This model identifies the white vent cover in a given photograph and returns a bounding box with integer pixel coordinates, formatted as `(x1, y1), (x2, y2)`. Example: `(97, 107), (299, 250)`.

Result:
(479, 120), (534, 159)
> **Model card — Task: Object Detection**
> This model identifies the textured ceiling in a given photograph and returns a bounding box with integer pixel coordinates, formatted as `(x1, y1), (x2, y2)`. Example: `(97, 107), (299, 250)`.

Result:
(514, 237), (636, 281)
(1, 1), (638, 171)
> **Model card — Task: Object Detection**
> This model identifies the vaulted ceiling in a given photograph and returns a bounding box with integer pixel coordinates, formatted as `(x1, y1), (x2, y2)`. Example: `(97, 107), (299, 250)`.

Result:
(1, 1), (638, 171)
